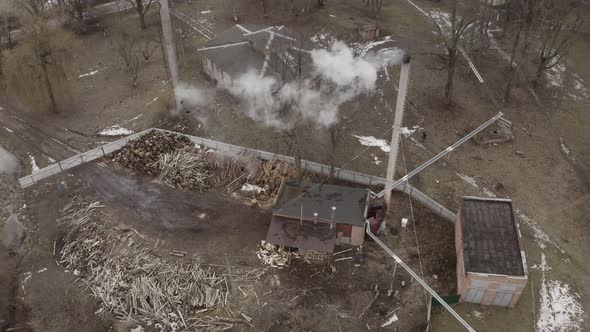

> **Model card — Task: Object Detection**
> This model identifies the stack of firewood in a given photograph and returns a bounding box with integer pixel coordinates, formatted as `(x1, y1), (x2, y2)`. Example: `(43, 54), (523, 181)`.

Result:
(151, 150), (212, 191)
(113, 131), (191, 174)
(255, 160), (300, 196)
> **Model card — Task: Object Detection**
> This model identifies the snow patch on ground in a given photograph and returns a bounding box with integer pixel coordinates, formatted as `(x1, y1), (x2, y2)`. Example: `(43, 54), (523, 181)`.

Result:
(310, 29), (334, 48)
(515, 209), (562, 252)
(44, 155), (56, 163)
(22, 271), (32, 291)
(370, 154), (382, 165)
(545, 63), (565, 88)
(78, 67), (105, 78)
(536, 254), (585, 332)
(427, 10), (451, 34)
(531, 253), (552, 272)
(356, 36), (404, 69)
(4, 126), (14, 133)
(559, 137), (575, 162)
(353, 135), (390, 153)
(400, 127), (416, 137)
(28, 154), (39, 173)
(146, 97), (159, 106)
(241, 183), (265, 194)
(200, 10), (212, 14)
(98, 125), (134, 137)
(456, 173), (496, 197)
(570, 73), (589, 100)
(472, 310), (484, 320)
(358, 39), (393, 58)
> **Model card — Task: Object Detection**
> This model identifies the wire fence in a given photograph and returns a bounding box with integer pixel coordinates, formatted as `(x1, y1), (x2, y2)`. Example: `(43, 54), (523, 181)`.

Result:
(18, 128), (456, 222)
(18, 129), (151, 188)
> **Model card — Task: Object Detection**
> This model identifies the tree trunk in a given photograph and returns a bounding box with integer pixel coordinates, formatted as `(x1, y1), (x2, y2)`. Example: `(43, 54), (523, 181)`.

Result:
(504, 28), (521, 101)
(139, 12), (147, 29)
(260, 0), (267, 16)
(445, 51), (456, 104)
(40, 58), (58, 113)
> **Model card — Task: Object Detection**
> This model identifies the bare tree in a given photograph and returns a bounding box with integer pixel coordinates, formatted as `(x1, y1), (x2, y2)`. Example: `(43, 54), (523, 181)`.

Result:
(111, 33), (144, 87)
(63, 0), (89, 22)
(139, 38), (157, 63)
(532, 13), (581, 86)
(363, 0), (383, 14)
(126, 0), (154, 29)
(0, 15), (18, 48)
(22, 0), (50, 17)
(128, 55), (140, 87)
(112, 33), (137, 68)
(260, 0), (268, 17)
(503, 0), (541, 100)
(428, 0), (475, 104)
(2, 19), (73, 112)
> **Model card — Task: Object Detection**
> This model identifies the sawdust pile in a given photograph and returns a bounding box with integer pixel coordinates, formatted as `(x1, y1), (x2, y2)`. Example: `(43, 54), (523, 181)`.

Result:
(113, 131), (191, 174)
(57, 199), (256, 330)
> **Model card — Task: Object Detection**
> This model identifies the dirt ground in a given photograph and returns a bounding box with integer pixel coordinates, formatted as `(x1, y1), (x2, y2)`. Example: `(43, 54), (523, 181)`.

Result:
(12, 155), (454, 331)
(1, 0), (589, 331)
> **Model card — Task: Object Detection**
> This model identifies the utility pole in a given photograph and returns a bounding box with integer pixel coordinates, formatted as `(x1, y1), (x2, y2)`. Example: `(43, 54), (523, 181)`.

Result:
(159, 0), (180, 111)
(381, 54), (411, 233)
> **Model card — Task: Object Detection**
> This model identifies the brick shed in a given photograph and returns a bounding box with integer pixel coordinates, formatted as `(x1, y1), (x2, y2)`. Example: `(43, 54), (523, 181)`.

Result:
(267, 183), (370, 253)
(455, 197), (528, 307)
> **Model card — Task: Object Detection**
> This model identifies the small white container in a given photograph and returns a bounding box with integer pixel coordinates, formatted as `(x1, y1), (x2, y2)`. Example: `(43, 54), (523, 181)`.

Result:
(401, 218), (408, 228)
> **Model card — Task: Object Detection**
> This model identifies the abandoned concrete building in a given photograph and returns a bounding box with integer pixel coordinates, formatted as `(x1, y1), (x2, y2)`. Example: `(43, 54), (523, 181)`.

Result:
(266, 183), (370, 254)
(198, 24), (312, 87)
(455, 197), (528, 307)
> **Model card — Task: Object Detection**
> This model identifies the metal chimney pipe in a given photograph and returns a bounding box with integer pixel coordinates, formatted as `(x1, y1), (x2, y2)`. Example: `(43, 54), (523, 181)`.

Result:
(381, 55), (411, 233)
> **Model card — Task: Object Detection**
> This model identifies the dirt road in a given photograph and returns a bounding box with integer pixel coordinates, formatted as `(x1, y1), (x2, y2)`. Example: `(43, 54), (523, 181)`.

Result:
(0, 104), (113, 331)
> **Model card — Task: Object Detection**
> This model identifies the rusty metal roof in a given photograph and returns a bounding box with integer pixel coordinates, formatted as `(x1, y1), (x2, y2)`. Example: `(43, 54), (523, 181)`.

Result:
(460, 197), (525, 276)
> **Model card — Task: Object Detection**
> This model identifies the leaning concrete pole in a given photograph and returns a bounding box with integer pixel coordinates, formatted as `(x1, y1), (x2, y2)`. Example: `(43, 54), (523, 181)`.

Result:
(159, 0), (180, 110)
(381, 55), (411, 233)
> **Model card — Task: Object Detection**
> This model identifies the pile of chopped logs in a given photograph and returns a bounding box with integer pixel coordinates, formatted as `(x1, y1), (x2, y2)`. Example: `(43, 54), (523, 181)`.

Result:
(202, 151), (262, 187)
(255, 241), (294, 269)
(57, 198), (256, 330)
(255, 160), (300, 196)
(113, 131), (191, 174)
(112, 131), (313, 201)
(152, 150), (212, 191)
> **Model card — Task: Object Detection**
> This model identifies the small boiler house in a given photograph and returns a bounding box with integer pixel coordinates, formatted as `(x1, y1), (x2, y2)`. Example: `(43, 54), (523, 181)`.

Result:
(266, 183), (370, 254)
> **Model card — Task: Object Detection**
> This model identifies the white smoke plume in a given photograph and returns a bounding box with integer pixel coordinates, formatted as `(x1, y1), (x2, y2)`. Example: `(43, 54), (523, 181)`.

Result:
(175, 83), (212, 109)
(225, 41), (380, 130)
